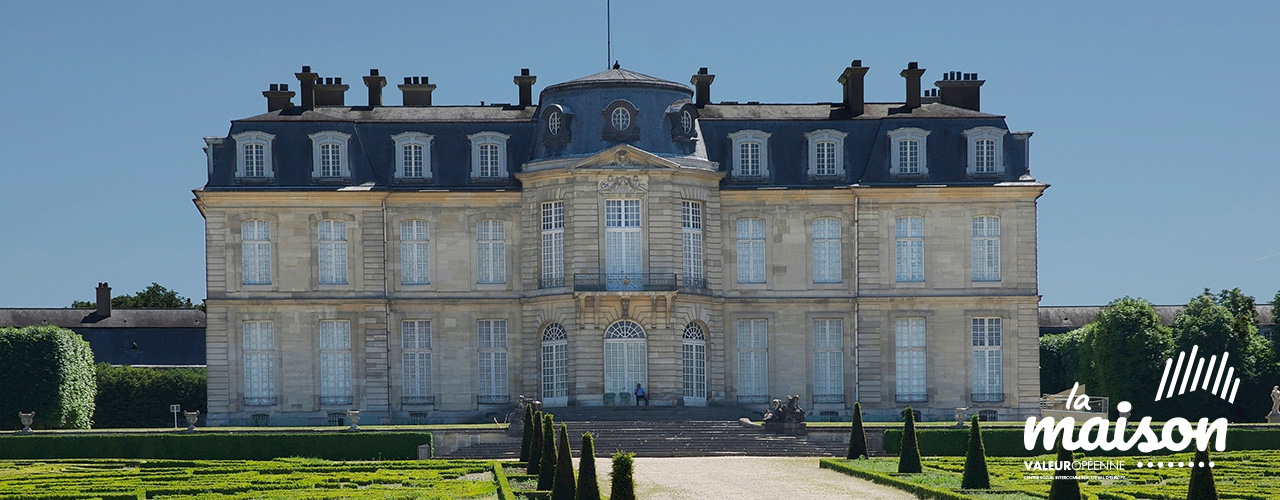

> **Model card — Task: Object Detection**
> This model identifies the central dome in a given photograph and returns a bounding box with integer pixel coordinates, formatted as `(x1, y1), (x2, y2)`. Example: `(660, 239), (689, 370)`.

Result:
(543, 66), (692, 94)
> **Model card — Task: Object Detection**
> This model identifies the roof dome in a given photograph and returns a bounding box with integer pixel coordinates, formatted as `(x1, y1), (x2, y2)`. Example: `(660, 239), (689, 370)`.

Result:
(543, 65), (691, 94)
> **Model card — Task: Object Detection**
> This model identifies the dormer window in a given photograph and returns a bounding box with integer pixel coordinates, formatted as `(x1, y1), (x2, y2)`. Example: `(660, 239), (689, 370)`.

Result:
(805, 129), (848, 178)
(681, 111), (693, 134)
(611, 107), (631, 130)
(541, 104), (573, 146)
(964, 126), (1006, 176)
(888, 127), (930, 177)
(468, 131), (509, 179)
(392, 132), (433, 180)
(309, 131), (351, 178)
(548, 112), (563, 135)
(728, 130), (771, 178)
(232, 131), (274, 178)
(667, 103), (699, 143)
(602, 100), (640, 142)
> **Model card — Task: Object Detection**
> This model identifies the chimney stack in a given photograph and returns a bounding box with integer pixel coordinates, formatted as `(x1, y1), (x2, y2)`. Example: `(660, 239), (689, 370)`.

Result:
(95, 282), (111, 317)
(690, 67), (715, 106)
(295, 65), (319, 111)
(934, 71), (985, 112)
(900, 61), (926, 111)
(514, 68), (536, 108)
(262, 83), (295, 112)
(313, 76), (349, 106)
(363, 69), (387, 107)
(398, 76), (437, 106)
(837, 60), (870, 116)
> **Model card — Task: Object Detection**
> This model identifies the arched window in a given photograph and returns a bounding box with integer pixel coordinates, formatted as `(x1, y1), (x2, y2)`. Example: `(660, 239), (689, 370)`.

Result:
(604, 320), (647, 397)
(541, 323), (568, 405)
(682, 323), (707, 404)
(605, 320), (645, 339)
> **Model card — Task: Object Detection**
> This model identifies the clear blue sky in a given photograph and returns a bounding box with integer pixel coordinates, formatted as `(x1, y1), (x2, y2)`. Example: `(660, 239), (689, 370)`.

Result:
(1, 1), (1276, 307)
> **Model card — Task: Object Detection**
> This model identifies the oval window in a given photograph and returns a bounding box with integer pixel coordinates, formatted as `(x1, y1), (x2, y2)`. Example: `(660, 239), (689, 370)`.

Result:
(611, 107), (631, 131)
(547, 111), (562, 135)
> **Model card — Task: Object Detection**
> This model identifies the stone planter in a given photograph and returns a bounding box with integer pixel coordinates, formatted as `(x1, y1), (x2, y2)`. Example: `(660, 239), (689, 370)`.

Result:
(346, 410), (361, 431)
(184, 410), (200, 432)
(18, 412), (34, 434)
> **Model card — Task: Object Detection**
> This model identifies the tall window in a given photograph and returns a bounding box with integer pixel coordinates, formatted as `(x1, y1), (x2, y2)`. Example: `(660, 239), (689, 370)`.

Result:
(895, 216), (924, 282)
(541, 201), (564, 288)
(243, 321), (275, 406)
(812, 218), (841, 284)
(478, 320), (508, 403)
(682, 323), (707, 401)
(320, 143), (341, 177)
(318, 220), (348, 285)
(403, 144), (424, 177)
(813, 319), (844, 403)
(974, 139), (996, 173)
(972, 216), (1000, 281)
(814, 141), (836, 175)
(243, 143), (266, 177)
(478, 143), (500, 177)
(898, 139), (920, 174)
(895, 318), (926, 402)
(972, 318), (1003, 402)
(736, 218), (765, 284)
(402, 320), (432, 404)
(476, 220), (506, 284)
(401, 220), (429, 285)
(739, 142), (761, 176)
(541, 323), (568, 403)
(319, 320), (352, 405)
(682, 201), (704, 287)
(737, 319), (768, 403)
(605, 199), (642, 288)
(241, 220), (271, 285)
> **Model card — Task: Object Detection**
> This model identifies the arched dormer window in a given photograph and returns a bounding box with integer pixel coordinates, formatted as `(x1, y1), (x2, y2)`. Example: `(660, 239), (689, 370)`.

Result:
(602, 100), (640, 142)
(728, 130), (771, 179)
(392, 132), (433, 180)
(233, 131), (274, 178)
(468, 131), (509, 179)
(964, 126), (1007, 176)
(888, 127), (930, 177)
(309, 131), (351, 178)
(805, 129), (848, 178)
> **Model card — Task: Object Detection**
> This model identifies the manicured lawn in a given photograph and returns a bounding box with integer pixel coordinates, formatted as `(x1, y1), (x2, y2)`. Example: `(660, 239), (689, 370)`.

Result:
(0, 458), (501, 500)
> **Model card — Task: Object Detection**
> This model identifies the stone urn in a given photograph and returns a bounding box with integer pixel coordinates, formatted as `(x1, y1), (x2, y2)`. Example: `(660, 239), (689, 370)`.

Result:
(954, 407), (969, 428)
(184, 410), (200, 432)
(18, 412), (34, 434)
(346, 409), (361, 431)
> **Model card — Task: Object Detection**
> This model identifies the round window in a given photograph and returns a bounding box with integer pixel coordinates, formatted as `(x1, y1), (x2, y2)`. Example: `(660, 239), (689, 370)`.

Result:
(680, 110), (693, 134)
(547, 111), (562, 135)
(611, 107), (631, 131)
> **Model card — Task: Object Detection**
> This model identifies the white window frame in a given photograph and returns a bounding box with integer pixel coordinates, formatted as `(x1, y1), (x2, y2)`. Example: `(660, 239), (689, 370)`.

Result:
(972, 216), (1001, 282)
(895, 216), (924, 282)
(392, 132), (433, 179)
(964, 126), (1006, 175)
(319, 320), (352, 405)
(736, 218), (766, 284)
(805, 129), (848, 177)
(972, 318), (1003, 402)
(888, 127), (930, 176)
(737, 319), (768, 402)
(232, 131), (274, 178)
(541, 201), (564, 287)
(728, 130), (771, 178)
(318, 219), (348, 285)
(895, 317), (927, 403)
(604, 199), (643, 287)
(813, 318), (844, 403)
(812, 218), (841, 284)
(243, 321), (275, 406)
(682, 201), (704, 287)
(476, 219), (506, 284)
(241, 220), (271, 286)
(478, 319), (509, 402)
(402, 320), (432, 404)
(401, 220), (430, 285)
(309, 131), (352, 178)
(468, 131), (510, 179)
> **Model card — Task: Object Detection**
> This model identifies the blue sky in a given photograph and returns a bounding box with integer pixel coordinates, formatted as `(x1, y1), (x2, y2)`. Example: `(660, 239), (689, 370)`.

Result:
(0, 1), (1276, 307)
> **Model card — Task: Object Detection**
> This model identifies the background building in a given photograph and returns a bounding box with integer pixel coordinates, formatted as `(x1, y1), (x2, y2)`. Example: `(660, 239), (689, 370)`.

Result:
(195, 61), (1045, 425)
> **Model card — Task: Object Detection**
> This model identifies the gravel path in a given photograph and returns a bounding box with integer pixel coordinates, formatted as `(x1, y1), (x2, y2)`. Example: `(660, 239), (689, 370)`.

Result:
(590, 456), (917, 500)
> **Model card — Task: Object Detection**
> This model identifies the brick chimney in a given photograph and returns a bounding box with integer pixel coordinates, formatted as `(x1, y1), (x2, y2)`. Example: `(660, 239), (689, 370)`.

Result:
(514, 68), (536, 108)
(837, 60), (870, 116)
(295, 65), (319, 111)
(363, 69), (386, 107)
(399, 76), (436, 107)
(262, 83), (294, 112)
(900, 62), (926, 111)
(313, 76), (349, 106)
(96, 282), (111, 317)
(690, 67), (714, 106)
(935, 71), (985, 112)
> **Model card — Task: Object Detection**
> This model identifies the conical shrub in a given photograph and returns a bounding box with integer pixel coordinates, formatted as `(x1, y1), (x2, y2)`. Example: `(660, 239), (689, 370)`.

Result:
(897, 406), (922, 473)
(552, 423), (577, 500)
(1047, 440), (1081, 500)
(961, 414), (990, 489)
(519, 404), (534, 463)
(537, 414), (557, 491)
(527, 410), (543, 475)
(609, 451), (636, 500)
(1186, 448), (1218, 500)
(847, 402), (868, 459)
(575, 432), (601, 500)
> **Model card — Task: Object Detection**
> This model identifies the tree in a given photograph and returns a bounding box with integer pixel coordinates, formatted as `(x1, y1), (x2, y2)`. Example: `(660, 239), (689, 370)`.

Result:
(1186, 448), (1218, 500)
(897, 406), (922, 473)
(847, 401), (868, 459)
(519, 404), (534, 463)
(961, 415), (990, 489)
(1214, 288), (1257, 338)
(72, 283), (197, 309)
(527, 410), (544, 475)
(552, 423), (576, 500)
(1047, 441), (1081, 500)
(575, 432), (601, 500)
(0, 326), (96, 430)
(537, 414), (557, 491)
(1040, 329), (1091, 394)
(609, 451), (636, 500)
(1089, 297), (1173, 418)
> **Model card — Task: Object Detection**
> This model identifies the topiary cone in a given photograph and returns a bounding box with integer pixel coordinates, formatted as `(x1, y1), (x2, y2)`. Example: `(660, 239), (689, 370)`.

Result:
(537, 414), (557, 491)
(897, 406), (923, 473)
(961, 414), (990, 489)
(1047, 440), (1081, 500)
(576, 432), (601, 500)
(527, 410), (543, 475)
(519, 404), (534, 463)
(609, 451), (636, 500)
(552, 423), (577, 500)
(1186, 448), (1218, 500)
(847, 401), (868, 459)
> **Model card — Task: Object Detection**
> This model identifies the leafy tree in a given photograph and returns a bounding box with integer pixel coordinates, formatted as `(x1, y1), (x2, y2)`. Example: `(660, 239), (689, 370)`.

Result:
(1040, 329), (1091, 394)
(72, 283), (197, 309)
(1171, 292), (1280, 421)
(537, 414), (557, 490)
(1186, 448), (1218, 500)
(847, 402), (868, 459)
(552, 423), (576, 500)
(575, 432), (601, 500)
(1214, 288), (1257, 338)
(1047, 441), (1081, 500)
(1090, 297), (1172, 417)
(961, 415), (990, 489)
(519, 404), (534, 463)
(609, 451), (636, 500)
(527, 411), (543, 475)
(897, 406), (922, 473)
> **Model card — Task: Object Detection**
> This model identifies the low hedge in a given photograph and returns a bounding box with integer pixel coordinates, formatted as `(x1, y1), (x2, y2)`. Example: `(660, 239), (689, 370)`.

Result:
(818, 459), (979, 500)
(0, 432), (432, 460)
(883, 427), (1280, 457)
(93, 364), (206, 428)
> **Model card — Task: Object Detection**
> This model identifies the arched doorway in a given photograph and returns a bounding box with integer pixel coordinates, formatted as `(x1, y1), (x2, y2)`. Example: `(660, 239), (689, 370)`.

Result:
(541, 323), (568, 407)
(682, 322), (708, 407)
(604, 320), (647, 400)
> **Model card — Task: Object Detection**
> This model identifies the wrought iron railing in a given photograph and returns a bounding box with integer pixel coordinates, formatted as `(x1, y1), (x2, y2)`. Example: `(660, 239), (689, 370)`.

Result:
(243, 396), (276, 407)
(539, 276), (565, 289)
(971, 393), (1004, 403)
(896, 393), (928, 403)
(477, 395), (510, 404)
(320, 396), (353, 405)
(402, 396), (435, 405)
(737, 395), (770, 404)
(813, 394), (845, 404)
(573, 273), (677, 292)
(681, 277), (707, 289)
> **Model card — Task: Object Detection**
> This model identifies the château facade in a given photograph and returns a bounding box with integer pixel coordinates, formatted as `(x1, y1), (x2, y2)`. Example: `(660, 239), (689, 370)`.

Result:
(195, 60), (1045, 425)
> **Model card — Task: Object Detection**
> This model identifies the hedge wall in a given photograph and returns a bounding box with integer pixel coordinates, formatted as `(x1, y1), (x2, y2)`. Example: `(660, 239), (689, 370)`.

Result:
(0, 432), (432, 460)
(0, 326), (96, 430)
(818, 459), (979, 500)
(94, 364), (206, 428)
(883, 427), (1280, 457)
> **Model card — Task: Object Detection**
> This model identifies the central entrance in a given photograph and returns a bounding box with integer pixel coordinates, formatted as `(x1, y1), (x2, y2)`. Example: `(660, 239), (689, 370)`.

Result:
(604, 320), (647, 400)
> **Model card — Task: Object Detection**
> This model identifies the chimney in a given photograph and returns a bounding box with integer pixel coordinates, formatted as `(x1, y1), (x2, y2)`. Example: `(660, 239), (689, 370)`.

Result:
(900, 62), (926, 111)
(934, 71), (985, 112)
(690, 67), (715, 106)
(295, 65), (319, 111)
(837, 60), (870, 116)
(398, 76), (437, 106)
(262, 83), (294, 112)
(514, 68), (536, 108)
(313, 76), (349, 106)
(363, 69), (386, 107)
(95, 282), (111, 317)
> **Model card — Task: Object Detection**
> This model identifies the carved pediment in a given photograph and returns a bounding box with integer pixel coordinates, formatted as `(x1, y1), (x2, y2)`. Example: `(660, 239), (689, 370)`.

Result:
(567, 144), (681, 170)
(598, 175), (647, 194)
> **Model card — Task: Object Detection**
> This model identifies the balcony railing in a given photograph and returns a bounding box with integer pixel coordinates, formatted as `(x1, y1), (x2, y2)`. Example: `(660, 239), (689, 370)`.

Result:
(402, 396), (435, 405)
(681, 277), (707, 289)
(813, 394), (845, 404)
(539, 276), (565, 289)
(320, 396), (353, 405)
(477, 395), (510, 404)
(896, 393), (928, 403)
(573, 273), (677, 292)
(971, 393), (1005, 403)
(737, 395), (770, 404)
(243, 396), (277, 407)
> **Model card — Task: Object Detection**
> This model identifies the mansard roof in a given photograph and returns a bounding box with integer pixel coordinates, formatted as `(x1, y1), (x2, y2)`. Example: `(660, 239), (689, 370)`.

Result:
(545, 67), (691, 94)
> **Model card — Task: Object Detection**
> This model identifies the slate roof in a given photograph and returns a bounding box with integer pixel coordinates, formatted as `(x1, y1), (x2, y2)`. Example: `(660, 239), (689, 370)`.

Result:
(238, 106), (537, 123)
(544, 67), (690, 93)
(698, 102), (1001, 120)
(0, 308), (206, 329)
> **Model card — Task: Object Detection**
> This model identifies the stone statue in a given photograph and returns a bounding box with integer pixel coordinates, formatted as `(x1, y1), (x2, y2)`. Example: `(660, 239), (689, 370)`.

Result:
(784, 395), (807, 423)
(1271, 386), (1279, 414)
(764, 399), (785, 422)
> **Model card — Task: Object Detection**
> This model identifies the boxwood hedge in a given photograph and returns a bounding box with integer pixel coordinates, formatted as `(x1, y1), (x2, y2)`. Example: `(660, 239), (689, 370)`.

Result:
(0, 326), (96, 430)
(93, 364), (206, 428)
(0, 432), (432, 460)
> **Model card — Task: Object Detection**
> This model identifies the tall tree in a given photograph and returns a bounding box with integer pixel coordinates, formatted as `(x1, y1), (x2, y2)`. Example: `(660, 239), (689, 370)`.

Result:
(897, 406), (922, 473)
(1047, 441), (1081, 500)
(1214, 288), (1257, 338)
(519, 404), (534, 463)
(527, 410), (544, 475)
(1089, 297), (1172, 417)
(609, 451), (636, 500)
(847, 401), (868, 459)
(1186, 448), (1218, 500)
(537, 414), (557, 491)
(961, 415), (990, 489)
(72, 283), (196, 309)
(576, 432), (601, 500)
(552, 423), (576, 500)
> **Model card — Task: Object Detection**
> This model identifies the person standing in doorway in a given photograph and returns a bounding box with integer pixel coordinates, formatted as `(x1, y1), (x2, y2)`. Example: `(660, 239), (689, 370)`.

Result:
(634, 383), (648, 406)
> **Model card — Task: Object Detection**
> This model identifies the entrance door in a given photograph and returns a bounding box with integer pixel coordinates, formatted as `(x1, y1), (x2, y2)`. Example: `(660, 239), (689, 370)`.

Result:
(604, 320), (647, 397)
(541, 323), (568, 407)
(682, 323), (707, 406)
